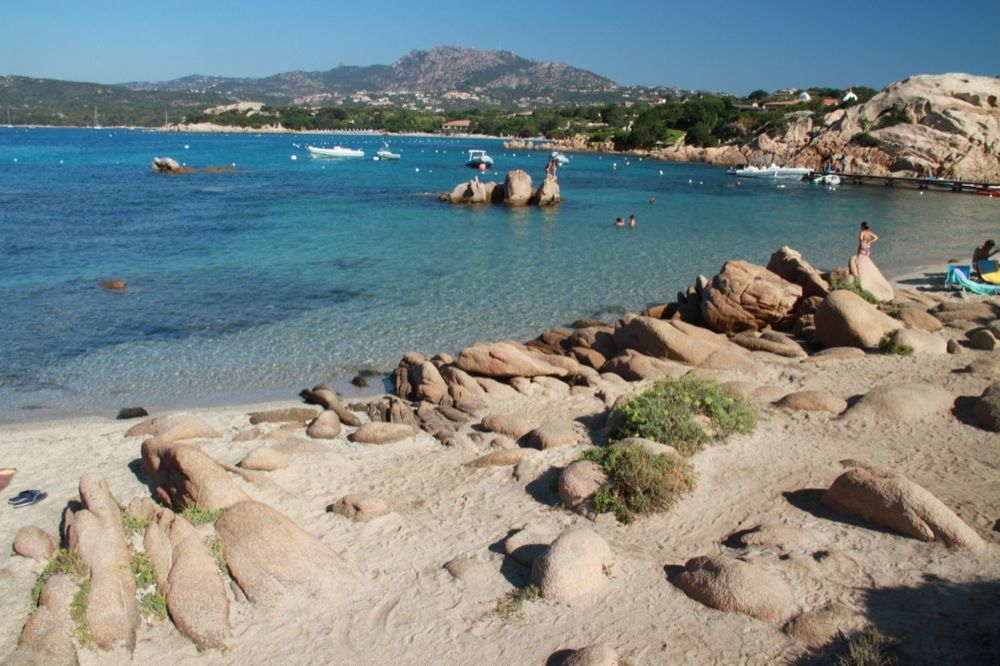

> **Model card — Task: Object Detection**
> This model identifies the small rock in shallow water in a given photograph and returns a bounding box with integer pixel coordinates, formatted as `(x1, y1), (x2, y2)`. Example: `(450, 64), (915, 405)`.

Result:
(116, 406), (148, 420)
(351, 375), (368, 387)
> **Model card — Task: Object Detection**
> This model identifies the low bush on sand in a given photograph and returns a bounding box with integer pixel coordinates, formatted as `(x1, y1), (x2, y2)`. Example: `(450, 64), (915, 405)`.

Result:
(180, 504), (224, 525)
(583, 443), (695, 524)
(878, 333), (914, 356)
(837, 626), (898, 666)
(496, 584), (540, 620)
(607, 375), (756, 455)
(32, 549), (89, 608)
(830, 278), (879, 304)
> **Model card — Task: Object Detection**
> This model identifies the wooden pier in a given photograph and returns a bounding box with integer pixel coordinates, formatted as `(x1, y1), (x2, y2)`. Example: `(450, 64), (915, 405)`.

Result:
(813, 171), (1000, 196)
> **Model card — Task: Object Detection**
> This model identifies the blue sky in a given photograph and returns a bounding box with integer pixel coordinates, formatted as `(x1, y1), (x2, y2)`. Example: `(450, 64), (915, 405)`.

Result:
(2, 0), (998, 95)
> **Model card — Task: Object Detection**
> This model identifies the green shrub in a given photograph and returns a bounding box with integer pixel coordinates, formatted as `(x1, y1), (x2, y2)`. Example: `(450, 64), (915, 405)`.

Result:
(837, 626), (898, 666)
(878, 333), (914, 356)
(883, 304), (904, 319)
(140, 590), (167, 621)
(582, 444), (695, 524)
(607, 375), (756, 455)
(32, 549), (89, 608)
(122, 514), (150, 537)
(207, 537), (227, 573)
(131, 551), (168, 620)
(180, 504), (224, 525)
(131, 552), (157, 590)
(496, 584), (540, 620)
(830, 278), (880, 304)
(874, 107), (910, 130)
(850, 131), (882, 148)
(70, 580), (92, 644)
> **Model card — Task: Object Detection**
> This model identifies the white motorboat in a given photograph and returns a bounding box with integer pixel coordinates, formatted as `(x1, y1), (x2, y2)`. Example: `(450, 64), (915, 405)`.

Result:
(465, 149), (494, 169)
(374, 146), (401, 161)
(811, 174), (842, 186)
(550, 151), (569, 166)
(307, 145), (364, 158)
(731, 164), (812, 179)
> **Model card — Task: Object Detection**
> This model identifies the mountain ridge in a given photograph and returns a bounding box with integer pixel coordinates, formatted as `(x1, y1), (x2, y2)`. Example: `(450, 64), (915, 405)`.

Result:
(123, 46), (629, 107)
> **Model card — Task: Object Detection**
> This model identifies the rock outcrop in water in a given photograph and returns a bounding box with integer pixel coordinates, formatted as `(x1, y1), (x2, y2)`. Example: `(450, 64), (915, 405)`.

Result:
(442, 169), (560, 206)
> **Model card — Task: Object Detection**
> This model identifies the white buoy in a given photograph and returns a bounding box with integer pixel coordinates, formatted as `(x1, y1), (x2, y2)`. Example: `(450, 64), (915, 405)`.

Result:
(415, 168), (420, 172)
(184, 144), (189, 149)
(59, 160), (63, 164)
(659, 170), (663, 175)
(291, 155), (297, 161)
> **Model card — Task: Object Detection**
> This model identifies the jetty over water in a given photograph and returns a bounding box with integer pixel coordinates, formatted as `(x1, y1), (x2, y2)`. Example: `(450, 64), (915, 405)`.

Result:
(812, 171), (1000, 196)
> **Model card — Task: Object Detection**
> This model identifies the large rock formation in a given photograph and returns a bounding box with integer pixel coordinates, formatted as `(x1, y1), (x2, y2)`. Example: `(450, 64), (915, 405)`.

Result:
(700, 261), (802, 333)
(817, 73), (1000, 180)
(443, 170), (561, 206)
(215, 500), (361, 602)
(766, 246), (829, 299)
(822, 465), (984, 549)
(503, 169), (533, 205)
(652, 74), (1000, 182)
(814, 290), (902, 348)
(672, 554), (794, 622)
(62, 476), (140, 651)
(531, 527), (613, 602)
(140, 439), (250, 511)
(848, 254), (894, 302)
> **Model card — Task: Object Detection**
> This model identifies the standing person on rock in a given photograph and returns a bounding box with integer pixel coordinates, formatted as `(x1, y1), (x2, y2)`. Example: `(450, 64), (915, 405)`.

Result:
(857, 221), (879, 257)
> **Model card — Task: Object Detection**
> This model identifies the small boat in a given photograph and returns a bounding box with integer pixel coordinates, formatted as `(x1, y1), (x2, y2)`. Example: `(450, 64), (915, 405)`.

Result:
(307, 145), (364, 158)
(975, 186), (1000, 197)
(465, 149), (494, 169)
(550, 151), (570, 166)
(374, 146), (401, 161)
(811, 174), (841, 186)
(731, 164), (812, 179)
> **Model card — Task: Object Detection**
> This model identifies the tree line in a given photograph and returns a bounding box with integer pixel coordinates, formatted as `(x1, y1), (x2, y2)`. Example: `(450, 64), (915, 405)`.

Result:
(182, 86), (876, 150)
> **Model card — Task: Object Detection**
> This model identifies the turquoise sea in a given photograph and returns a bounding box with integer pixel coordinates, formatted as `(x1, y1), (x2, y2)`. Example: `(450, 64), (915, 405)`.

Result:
(0, 128), (996, 421)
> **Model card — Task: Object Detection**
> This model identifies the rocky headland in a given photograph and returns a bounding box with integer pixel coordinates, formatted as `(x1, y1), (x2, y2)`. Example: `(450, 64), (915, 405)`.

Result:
(537, 73), (1000, 182)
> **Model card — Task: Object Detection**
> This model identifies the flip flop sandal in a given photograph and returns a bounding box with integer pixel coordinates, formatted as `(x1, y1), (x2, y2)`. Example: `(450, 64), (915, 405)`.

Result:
(12, 490), (46, 508)
(8, 489), (35, 504)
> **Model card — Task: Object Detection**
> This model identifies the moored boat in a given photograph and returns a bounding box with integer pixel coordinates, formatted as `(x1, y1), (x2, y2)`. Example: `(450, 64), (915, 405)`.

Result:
(731, 164), (812, 179)
(375, 146), (401, 161)
(550, 151), (569, 166)
(811, 174), (841, 186)
(307, 145), (365, 158)
(465, 149), (494, 169)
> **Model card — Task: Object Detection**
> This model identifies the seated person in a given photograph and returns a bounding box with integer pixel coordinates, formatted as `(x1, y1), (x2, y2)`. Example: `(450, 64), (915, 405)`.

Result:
(973, 239), (999, 278)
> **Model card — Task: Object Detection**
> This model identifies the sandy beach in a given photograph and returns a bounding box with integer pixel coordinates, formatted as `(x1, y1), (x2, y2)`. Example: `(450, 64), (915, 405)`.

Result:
(1, 268), (998, 665)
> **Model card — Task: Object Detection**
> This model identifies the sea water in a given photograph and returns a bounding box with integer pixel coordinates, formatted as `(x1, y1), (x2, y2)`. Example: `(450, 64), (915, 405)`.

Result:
(0, 128), (996, 421)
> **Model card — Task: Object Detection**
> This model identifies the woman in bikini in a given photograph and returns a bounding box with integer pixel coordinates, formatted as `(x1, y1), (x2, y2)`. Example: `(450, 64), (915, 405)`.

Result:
(857, 221), (878, 257)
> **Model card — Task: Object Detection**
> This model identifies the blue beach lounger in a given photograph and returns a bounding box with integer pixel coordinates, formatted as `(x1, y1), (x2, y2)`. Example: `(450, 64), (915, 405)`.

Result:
(945, 264), (1000, 295)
